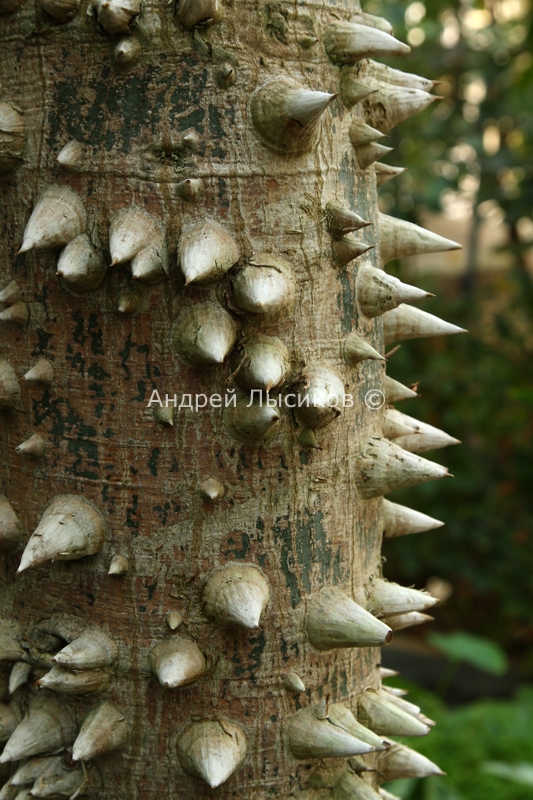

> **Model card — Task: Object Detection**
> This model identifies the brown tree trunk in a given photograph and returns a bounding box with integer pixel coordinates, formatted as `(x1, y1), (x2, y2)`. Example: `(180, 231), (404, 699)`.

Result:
(0, 1), (459, 798)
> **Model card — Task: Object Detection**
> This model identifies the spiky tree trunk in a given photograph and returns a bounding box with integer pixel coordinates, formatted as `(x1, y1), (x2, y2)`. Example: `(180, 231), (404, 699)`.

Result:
(0, 1), (464, 798)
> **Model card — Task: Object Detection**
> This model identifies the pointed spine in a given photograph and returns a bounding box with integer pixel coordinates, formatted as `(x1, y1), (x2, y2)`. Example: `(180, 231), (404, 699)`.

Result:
(19, 186), (86, 253)
(232, 336), (290, 393)
(383, 375), (418, 403)
(383, 304), (467, 345)
(202, 564), (270, 629)
(232, 254), (296, 320)
(23, 359), (54, 384)
(306, 586), (392, 649)
(149, 638), (206, 688)
(357, 142), (394, 170)
(340, 74), (377, 108)
(36, 666), (112, 694)
(171, 304), (237, 367)
(56, 233), (106, 292)
(383, 499), (444, 538)
(15, 433), (46, 458)
(375, 163), (406, 186)
(197, 478), (225, 501)
(358, 266), (433, 317)
(283, 672), (306, 693)
(333, 237), (374, 267)
(287, 704), (380, 760)
(72, 702), (128, 761)
(364, 60), (438, 92)
(29, 758), (88, 799)
(56, 140), (83, 171)
(108, 554), (129, 575)
(358, 690), (430, 736)
(0, 696), (76, 763)
(53, 628), (117, 671)
(325, 22), (410, 64)
(177, 719), (247, 788)
(349, 118), (387, 146)
(366, 85), (439, 133)
(355, 437), (451, 499)
(251, 77), (336, 155)
(375, 742), (445, 780)
(383, 611), (434, 631)
(17, 494), (108, 573)
(178, 219), (239, 285)
(327, 202), (372, 237)
(368, 577), (439, 617)
(379, 212), (461, 264)
(8, 662), (31, 695)
(293, 367), (345, 429)
(344, 332), (386, 365)
(390, 412), (461, 452)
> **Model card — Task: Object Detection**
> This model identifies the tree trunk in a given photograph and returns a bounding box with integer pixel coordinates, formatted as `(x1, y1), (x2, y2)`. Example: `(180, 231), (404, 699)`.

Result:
(0, 2), (461, 798)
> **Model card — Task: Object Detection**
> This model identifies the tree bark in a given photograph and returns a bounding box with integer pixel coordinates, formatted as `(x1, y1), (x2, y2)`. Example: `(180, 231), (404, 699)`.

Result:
(0, 1), (454, 798)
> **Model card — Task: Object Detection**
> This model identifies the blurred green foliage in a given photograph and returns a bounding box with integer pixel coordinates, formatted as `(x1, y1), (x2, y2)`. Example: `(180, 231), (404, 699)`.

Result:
(428, 631), (509, 674)
(383, 681), (533, 799)
(359, 0), (533, 661)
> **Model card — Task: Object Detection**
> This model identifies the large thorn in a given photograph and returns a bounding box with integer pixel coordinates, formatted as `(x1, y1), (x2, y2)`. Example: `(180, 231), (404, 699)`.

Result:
(15, 433), (46, 458)
(10, 756), (57, 787)
(232, 335), (290, 393)
(17, 495), (108, 573)
(383, 304), (467, 346)
(340, 74), (377, 108)
(364, 60), (439, 92)
(8, 662), (31, 695)
(327, 703), (389, 750)
(375, 162), (406, 186)
(177, 718), (247, 788)
(53, 628), (118, 671)
(366, 86), (439, 132)
(91, 0), (141, 35)
(19, 186), (86, 253)
(332, 237), (374, 268)
(354, 437), (451, 499)
(23, 359), (54, 384)
(202, 564), (270, 629)
(171, 304), (238, 367)
(306, 586), (392, 649)
(383, 375), (419, 403)
(357, 142), (394, 170)
(358, 266), (433, 318)
(327, 202), (372, 238)
(358, 689), (430, 736)
(375, 741), (445, 780)
(383, 499), (444, 538)
(379, 213), (461, 264)
(251, 77), (336, 155)
(349, 118), (387, 146)
(29, 756), (89, 799)
(293, 367), (345, 429)
(344, 332), (386, 365)
(0, 695), (76, 763)
(383, 611), (434, 631)
(389, 411), (461, 452)
(325, 22), (410, 65)
(232, 254), (296, 320)
(72, 702), (129, 762)
(179, 219), (239, 285)
(287, 703), (383, 759)
(149, 639), (206, 688)
(109, 206), (167, 283)
(368, 577), (439, 617)
(57, 233), (107, 293)
(36, 666), (112, 694)
(382, 410), (420, 440)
